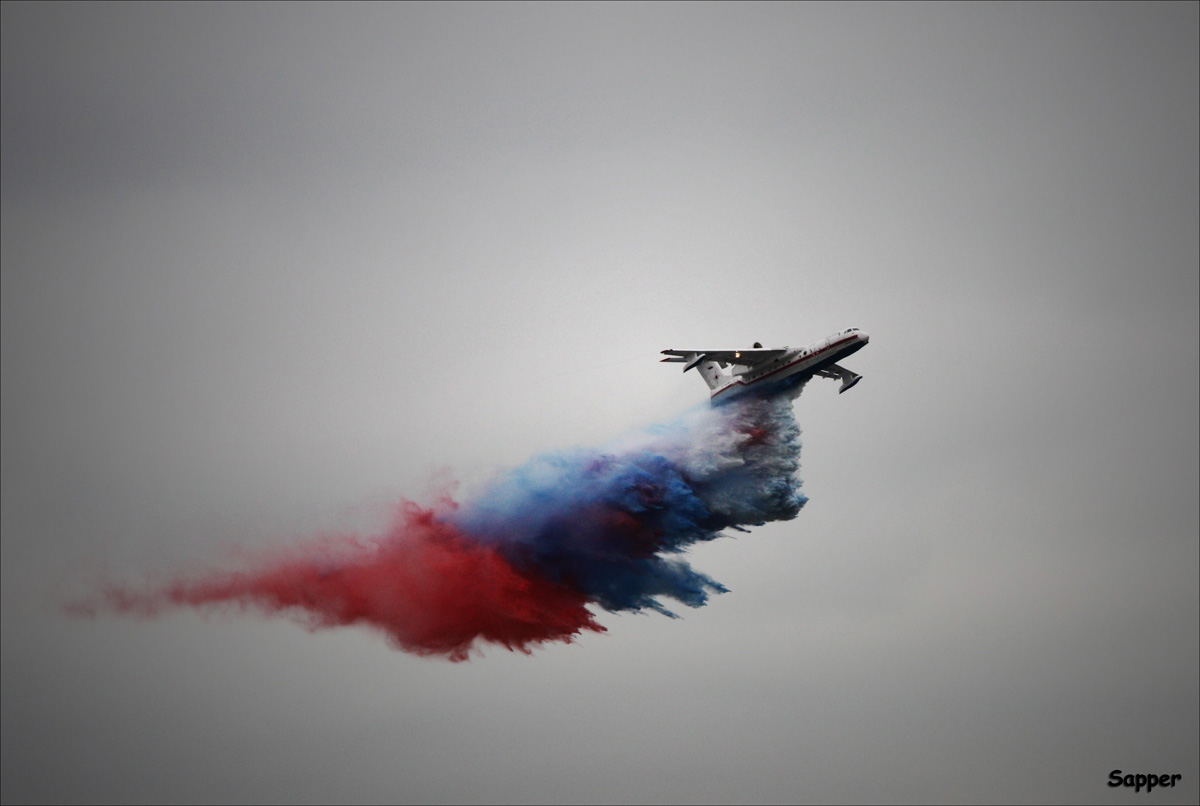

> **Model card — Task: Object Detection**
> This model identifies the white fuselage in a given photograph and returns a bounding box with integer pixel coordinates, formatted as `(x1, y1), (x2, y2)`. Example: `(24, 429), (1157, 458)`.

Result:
(706, 329), (870, 403)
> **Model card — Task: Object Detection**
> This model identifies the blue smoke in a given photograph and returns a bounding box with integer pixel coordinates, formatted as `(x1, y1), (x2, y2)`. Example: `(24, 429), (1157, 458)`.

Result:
(451, 395), (807, 616)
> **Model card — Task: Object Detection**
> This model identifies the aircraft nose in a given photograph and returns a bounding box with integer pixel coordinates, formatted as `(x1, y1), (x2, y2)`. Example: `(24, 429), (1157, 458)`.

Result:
(859, 331), (870, 343)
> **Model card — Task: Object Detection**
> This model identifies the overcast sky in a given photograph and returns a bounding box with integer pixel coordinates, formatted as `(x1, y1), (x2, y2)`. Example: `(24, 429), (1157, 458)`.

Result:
(2, 2), (1197, 804)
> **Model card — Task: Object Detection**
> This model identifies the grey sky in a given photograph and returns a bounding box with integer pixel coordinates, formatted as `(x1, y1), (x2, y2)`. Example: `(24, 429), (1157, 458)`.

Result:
(2, 2), (1197, 804)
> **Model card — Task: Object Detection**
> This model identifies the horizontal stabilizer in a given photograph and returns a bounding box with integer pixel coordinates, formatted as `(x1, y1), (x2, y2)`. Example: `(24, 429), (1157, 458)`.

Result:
(661, 347), (787, 371)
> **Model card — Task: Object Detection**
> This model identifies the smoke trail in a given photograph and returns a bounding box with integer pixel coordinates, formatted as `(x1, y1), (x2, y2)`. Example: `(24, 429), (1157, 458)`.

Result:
(73, 393), (807, 660)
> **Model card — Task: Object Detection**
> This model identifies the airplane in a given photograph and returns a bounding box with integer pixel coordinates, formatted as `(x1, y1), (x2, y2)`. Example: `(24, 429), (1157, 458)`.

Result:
(661, 328), (870, 404)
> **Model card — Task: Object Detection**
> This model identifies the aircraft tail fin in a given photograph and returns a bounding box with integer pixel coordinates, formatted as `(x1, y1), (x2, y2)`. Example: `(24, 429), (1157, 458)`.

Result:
(694, 357), (731, 391)
(662, 351), (719, 388)
(661, 350), (737, 392)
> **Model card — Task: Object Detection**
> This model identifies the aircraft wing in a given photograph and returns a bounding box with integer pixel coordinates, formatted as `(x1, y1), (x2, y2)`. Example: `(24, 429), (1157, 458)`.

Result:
(661, 348), (787, 372)
(815, 362), (863, 393)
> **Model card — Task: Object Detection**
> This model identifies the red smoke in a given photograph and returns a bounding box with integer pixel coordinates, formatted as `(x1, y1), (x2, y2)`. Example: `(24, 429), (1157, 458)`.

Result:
(80, 502), (605, 661)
